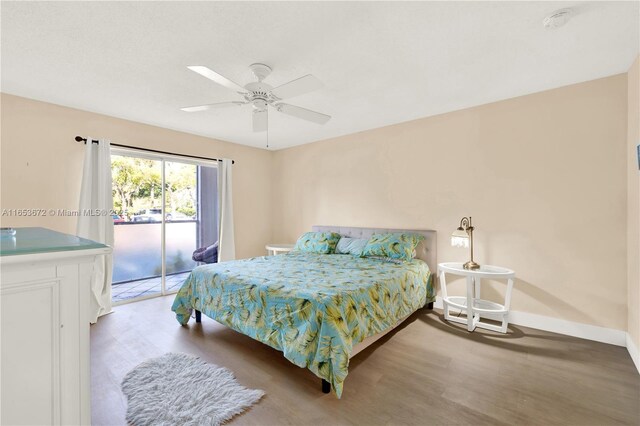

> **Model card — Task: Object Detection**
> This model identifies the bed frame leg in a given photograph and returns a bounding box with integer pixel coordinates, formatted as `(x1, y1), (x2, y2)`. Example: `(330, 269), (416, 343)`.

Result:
(426, 302), (433, 310)
(321, 379), (330, 394)
(195, 310), (202, 323)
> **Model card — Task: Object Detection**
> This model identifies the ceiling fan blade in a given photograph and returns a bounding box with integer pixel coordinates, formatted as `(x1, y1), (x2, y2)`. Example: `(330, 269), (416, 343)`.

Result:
(275, 103), (331, 125)
(253, 109), (267, 132)
(187, 66), (246, 93)
(180, 101), (247, 112)
(270, 74), (323, 100)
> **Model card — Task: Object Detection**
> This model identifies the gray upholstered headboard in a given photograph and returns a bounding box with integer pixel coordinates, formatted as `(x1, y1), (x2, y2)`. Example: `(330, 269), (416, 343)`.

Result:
(312, 225), (437, 273)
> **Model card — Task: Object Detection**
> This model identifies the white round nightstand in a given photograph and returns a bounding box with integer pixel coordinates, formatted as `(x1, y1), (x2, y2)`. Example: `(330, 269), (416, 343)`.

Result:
(265, 243), (294, 256)
(438, 262), (515, 333)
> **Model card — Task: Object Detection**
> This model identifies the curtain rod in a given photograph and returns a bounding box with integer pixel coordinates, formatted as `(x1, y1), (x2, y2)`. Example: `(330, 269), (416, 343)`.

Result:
(74, 136), (234, 164)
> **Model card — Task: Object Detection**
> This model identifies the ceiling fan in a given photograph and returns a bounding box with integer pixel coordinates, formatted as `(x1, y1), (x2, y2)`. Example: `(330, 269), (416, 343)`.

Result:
(181, 63), (331, 132)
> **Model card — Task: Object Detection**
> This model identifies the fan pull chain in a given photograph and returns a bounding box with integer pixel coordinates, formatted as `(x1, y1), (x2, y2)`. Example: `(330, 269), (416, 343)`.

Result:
(266, 109), (269, 148)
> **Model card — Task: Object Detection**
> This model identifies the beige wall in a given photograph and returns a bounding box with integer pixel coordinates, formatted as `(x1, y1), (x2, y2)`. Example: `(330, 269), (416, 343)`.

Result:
(628, 56), (640, 348)
(1, 73), (633, 332)
(272, 74), (629, 331)
(0, 93), (273, 259)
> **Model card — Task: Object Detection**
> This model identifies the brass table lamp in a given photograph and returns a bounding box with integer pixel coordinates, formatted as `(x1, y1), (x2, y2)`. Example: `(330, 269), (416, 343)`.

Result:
(451, 216), (480, 270)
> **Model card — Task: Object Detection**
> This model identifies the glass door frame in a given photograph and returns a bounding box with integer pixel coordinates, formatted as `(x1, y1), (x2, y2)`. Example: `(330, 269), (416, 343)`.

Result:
(111, 146), (218, 305)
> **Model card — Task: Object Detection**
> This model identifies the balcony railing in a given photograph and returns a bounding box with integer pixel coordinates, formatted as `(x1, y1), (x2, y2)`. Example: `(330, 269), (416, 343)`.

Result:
(112, 221), (197, 284)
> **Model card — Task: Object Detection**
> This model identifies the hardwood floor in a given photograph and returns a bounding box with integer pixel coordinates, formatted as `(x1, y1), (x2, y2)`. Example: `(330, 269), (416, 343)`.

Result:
(91, 296), (640, 425)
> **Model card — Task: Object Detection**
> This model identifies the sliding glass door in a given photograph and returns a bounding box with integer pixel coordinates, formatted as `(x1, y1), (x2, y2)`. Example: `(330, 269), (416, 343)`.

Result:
(110, 150), (218, 304)
(164, 160), (215, 293)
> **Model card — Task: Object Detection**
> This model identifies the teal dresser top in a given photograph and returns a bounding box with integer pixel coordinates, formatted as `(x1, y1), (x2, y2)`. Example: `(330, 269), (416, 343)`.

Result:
(0, 227), (107, 257)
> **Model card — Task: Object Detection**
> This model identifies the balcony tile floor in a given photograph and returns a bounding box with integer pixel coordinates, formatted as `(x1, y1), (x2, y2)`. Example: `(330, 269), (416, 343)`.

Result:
(112, 271), (191, 303)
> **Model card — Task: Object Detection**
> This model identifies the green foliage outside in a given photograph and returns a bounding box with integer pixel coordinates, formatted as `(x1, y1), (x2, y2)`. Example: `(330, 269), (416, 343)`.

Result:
(111, 155), (197, 219)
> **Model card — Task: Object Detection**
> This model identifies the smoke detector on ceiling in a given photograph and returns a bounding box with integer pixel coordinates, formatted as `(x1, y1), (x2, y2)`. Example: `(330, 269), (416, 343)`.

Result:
(543, 8), (574, 29)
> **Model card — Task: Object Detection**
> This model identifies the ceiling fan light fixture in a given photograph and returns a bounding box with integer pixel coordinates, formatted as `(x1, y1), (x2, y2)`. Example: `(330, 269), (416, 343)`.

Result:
(251, 99), (268, 111)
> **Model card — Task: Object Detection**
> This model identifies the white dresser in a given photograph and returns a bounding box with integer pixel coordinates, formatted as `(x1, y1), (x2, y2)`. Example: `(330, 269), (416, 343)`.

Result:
(0, 227), (111, 425)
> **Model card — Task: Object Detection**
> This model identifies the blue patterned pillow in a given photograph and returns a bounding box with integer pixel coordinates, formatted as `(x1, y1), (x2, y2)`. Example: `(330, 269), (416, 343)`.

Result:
(293, 231), (341, 254)
(361, 233), (424, 262)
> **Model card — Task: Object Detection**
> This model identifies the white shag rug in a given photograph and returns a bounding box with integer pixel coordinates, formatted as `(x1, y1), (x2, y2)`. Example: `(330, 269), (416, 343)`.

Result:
(121, 352), (265, 426)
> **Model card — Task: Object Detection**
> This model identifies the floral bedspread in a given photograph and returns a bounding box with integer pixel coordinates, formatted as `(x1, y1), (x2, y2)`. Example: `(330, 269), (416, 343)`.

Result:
(171, 252), (433, 397)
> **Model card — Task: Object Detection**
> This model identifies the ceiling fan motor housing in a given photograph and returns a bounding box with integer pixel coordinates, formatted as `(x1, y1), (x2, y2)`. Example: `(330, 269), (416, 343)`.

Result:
(244, 81), (277, 111)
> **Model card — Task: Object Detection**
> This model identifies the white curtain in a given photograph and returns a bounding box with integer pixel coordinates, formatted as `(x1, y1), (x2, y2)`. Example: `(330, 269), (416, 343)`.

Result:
(217, 159), (236, 262)
(77, 138), (114, 323)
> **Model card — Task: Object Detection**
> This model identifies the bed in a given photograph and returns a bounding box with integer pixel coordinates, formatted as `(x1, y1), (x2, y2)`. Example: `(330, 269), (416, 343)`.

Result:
(171, 226), (436, 397)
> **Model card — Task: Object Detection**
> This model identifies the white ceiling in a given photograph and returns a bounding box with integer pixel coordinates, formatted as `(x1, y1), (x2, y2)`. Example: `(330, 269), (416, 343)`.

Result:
(2, 1), (638, 150)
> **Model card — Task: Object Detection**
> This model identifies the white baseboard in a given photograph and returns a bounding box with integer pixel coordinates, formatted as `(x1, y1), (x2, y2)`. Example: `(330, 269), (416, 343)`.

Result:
(432, 297), (639, 374)
(627, 333), (640, 374)
(432, 296), (626, 346)
(508, 310), (627, 346)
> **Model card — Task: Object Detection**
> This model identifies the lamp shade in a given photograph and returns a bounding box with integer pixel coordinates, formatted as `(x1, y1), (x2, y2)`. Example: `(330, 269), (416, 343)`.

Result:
(451, 228), (469, 248)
